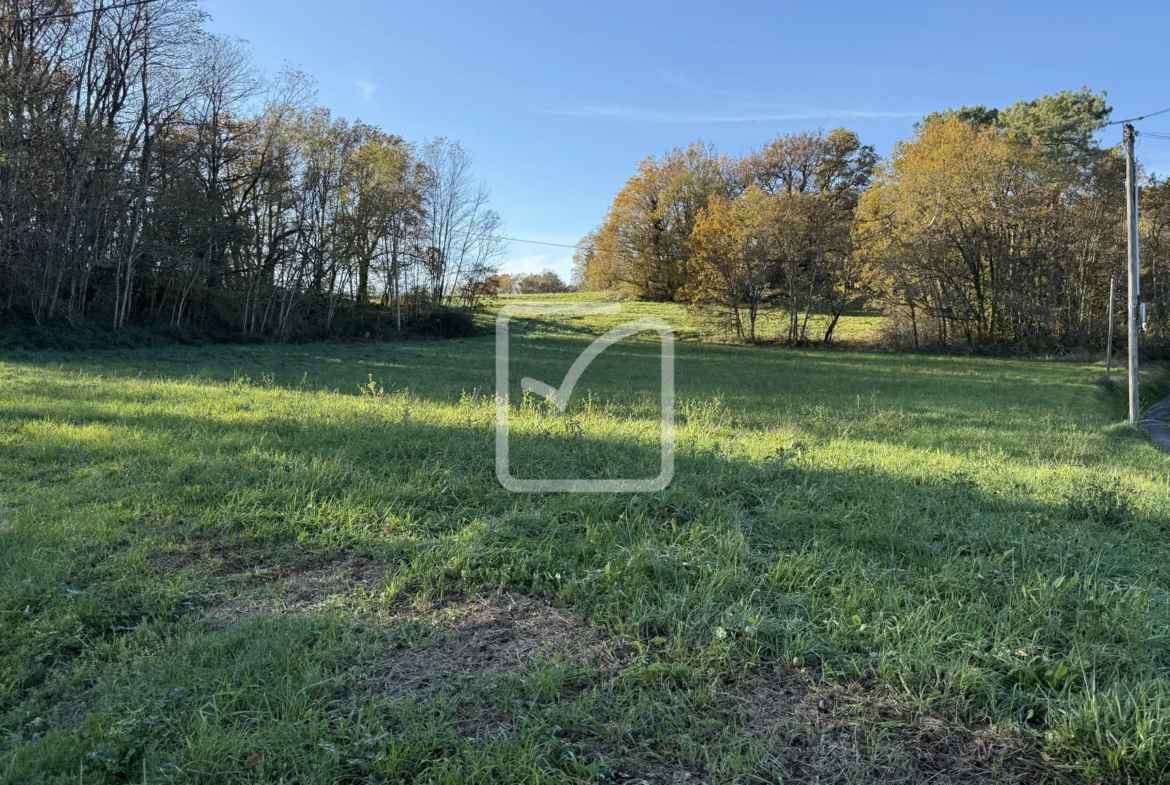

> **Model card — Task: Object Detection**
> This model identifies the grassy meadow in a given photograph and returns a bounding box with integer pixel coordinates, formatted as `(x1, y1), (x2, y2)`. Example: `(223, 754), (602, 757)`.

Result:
(2, 298), (1170, 783)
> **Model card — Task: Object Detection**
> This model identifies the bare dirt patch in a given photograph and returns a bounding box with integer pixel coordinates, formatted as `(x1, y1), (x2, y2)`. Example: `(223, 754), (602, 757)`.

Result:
(708, 666), (1068, 785)
(369, 593), (625, 701)
(198, 549), (386, 622)
(149, 538), (271, 577)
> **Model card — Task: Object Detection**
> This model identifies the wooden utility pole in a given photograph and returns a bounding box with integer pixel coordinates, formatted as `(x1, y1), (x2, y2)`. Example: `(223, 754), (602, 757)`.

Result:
(1106, 275), (1116, 382)
(1124, 124), (1140, 424)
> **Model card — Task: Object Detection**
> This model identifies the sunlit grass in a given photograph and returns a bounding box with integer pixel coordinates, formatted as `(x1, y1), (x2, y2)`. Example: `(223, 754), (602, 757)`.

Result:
(495, 293), (889, 346)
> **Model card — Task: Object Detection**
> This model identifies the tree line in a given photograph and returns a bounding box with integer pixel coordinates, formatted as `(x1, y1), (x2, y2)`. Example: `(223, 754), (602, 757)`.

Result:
(577, 87), (1170, 351)
(485, 268), (572, 296)
(0, 0), (504, 340)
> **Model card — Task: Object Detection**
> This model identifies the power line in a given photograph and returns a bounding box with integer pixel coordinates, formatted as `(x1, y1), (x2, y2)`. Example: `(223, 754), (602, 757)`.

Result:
(1104, 107), (1170, 127)
(429, 224), (582, 250)
(0, 0), (162, 26)
(496, 235), (578, 249)
(396, 234), (580, 263)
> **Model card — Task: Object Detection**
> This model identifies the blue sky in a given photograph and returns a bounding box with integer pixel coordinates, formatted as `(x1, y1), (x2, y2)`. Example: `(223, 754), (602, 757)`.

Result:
(202, 0), (1170, 279)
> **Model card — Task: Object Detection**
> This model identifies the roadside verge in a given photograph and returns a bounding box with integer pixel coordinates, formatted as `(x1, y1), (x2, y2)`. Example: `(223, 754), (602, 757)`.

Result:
(1141, 395), (1170, 451)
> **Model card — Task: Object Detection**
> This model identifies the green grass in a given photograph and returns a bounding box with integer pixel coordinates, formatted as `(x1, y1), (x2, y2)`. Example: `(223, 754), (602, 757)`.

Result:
(494, 293), (889, 346)
(2, 300), (1169, 783)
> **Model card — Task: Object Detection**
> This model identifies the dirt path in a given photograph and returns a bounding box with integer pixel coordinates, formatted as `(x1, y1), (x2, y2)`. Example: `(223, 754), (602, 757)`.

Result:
(1141, 395), (1170, 452)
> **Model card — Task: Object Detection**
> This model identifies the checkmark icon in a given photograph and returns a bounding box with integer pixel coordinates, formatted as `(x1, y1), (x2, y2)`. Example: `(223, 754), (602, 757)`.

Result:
(495, 303), (676, 493)
(520, 320), (663, 412)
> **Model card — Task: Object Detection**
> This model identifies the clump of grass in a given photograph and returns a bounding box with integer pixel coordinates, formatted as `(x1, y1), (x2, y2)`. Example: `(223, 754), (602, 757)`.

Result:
(1047, 678), (1170, 782)
(1064, 478), (1133, 528)
(1142, 363), (1170, 409)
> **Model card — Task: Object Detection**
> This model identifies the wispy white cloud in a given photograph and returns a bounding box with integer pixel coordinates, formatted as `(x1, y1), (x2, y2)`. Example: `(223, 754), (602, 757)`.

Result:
(354, 80), (377, 101)
(541, 105), (920, 124)
(727, 101), (922, 119)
